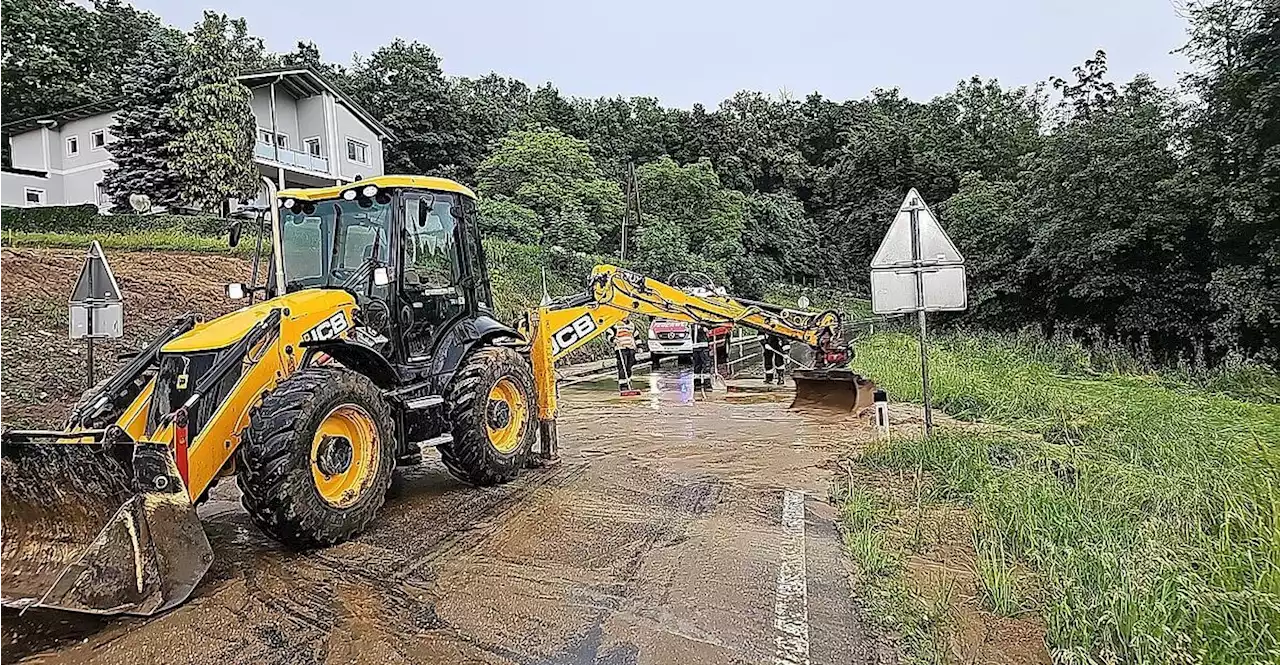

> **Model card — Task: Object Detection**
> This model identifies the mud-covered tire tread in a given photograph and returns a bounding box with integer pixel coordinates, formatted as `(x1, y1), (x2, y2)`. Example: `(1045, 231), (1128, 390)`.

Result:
(236, 367), (395, 550)
(439, 346), (536, 486)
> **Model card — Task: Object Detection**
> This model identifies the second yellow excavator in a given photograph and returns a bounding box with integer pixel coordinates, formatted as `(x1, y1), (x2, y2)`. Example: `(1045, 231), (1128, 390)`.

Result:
(0, 175), (873, 617)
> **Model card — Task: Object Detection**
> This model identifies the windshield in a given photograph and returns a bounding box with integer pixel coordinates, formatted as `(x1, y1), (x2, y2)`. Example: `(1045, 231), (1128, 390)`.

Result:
(279, 197), (392, 291)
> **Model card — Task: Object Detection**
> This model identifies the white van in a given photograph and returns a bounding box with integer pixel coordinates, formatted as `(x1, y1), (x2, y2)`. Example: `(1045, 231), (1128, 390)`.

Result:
(647, 319), (693, 367)
(647, 319), (733, 368)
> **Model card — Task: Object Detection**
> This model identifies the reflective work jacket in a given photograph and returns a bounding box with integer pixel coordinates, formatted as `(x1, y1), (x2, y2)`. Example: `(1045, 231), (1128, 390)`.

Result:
(612, 326), (637, 350)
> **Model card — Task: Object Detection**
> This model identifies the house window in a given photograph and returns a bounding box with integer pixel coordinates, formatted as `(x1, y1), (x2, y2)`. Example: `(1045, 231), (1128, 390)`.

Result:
(24, 188), (45, 204)
(65, 136), (79, 156)
(304, 137), (322, 157)
(95, 181), (109, 207)
(90, 129), (107, 150)
(346, 138), (369, 165)
(258, 129), (289, 149)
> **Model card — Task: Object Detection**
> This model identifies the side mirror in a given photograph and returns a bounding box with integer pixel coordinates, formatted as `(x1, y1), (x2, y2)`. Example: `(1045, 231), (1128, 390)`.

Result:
(228, 221), (242, 248)
(373, 266), (391, 286)
(418, 202), (430, 228)
(226, 283), (247, 300)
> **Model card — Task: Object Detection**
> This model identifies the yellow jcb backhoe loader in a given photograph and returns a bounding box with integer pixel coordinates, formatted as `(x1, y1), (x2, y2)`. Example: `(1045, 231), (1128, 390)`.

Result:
(1, 175), (873, 617)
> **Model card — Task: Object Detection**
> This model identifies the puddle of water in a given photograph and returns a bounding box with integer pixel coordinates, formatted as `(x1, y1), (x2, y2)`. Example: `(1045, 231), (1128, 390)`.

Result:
(569, 367), (702, 407)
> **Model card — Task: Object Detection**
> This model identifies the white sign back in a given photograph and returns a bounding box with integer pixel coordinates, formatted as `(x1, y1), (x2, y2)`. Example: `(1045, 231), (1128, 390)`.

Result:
(870, 189), (964, 268)
(869, 189), (968, 314)
(68, 241), (124, 340)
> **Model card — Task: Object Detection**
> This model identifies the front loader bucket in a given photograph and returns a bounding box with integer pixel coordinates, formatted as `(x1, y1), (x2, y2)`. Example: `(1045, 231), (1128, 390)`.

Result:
(1, 441), (212, 616)
(790, 368), (877, 414)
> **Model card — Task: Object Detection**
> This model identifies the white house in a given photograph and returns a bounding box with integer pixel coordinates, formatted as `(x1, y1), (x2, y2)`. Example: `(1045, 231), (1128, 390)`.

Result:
(1, 68), (395, 209)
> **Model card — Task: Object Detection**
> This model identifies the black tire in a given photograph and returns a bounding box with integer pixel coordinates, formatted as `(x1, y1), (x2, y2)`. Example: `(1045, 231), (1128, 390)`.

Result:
(237, 367), (396, 549)
(650, 354), (662, 369)
(439, 346), (537, 486)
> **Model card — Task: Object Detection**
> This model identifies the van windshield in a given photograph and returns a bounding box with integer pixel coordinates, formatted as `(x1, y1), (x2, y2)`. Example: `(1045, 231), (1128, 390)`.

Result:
(278, 197), (392, 292)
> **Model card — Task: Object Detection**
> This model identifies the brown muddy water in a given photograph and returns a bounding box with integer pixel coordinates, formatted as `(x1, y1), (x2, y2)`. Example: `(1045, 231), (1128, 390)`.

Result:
(2, 367), (883, 665)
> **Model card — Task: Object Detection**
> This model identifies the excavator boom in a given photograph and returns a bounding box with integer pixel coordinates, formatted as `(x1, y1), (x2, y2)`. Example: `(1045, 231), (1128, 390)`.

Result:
(524, 265), (874, 430)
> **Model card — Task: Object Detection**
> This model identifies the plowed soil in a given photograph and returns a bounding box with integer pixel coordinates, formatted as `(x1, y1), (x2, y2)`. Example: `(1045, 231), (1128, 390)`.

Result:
(1, 248), (252, 426)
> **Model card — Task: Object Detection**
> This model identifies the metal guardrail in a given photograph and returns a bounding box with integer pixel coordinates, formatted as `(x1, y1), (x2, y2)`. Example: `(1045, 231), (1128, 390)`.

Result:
(253, 142), (330, 174)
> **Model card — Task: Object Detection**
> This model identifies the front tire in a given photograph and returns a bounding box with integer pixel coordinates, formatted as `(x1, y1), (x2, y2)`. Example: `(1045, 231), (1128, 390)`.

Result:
(650, 353), (662, 369)
(237, 367), (396, 549)
(440, 346), (536, 486)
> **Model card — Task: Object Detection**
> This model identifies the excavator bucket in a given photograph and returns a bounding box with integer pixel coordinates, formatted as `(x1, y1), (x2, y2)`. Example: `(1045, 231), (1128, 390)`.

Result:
(1, 439), (212, 616)
(790, 368), (877, 414)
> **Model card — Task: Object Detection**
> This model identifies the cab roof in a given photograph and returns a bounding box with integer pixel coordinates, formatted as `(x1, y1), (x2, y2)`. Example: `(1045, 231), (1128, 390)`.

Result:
(278, 175), (477, 201)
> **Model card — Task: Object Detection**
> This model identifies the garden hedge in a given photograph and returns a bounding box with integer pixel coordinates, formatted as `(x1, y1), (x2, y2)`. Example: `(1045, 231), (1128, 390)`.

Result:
(2, 205), (228, 237)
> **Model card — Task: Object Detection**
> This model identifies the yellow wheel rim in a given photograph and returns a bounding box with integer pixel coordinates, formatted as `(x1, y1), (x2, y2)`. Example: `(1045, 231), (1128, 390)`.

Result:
(310, 404), (380, 508)
(486, 377), (527, 454)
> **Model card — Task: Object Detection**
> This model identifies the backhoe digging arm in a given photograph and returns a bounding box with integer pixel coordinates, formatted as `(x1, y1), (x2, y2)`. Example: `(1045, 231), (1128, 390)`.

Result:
(523, 265), (854, 458)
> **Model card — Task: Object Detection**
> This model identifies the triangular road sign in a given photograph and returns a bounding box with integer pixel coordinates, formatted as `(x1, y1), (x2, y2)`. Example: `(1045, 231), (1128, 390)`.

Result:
(870, 188), (964, 268)
(69, 240), (123, 305)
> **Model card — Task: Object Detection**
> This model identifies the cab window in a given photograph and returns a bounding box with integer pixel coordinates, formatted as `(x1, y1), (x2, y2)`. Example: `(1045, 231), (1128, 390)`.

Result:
(403, 195), (460, 290)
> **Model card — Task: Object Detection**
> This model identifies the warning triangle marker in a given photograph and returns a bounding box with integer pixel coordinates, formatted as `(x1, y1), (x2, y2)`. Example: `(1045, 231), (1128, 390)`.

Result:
(870, 189), (964, 268)
(69, 240), (124, 305)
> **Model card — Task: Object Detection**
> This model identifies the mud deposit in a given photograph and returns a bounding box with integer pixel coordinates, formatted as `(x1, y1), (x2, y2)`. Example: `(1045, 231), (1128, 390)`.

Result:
(2, 249), (882, 664)
(4, 379), (882, 664)
(1, 248), (251, 427)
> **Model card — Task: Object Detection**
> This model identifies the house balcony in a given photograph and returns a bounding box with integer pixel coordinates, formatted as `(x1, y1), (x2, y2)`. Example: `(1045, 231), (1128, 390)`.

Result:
(254, 141), (330, 175)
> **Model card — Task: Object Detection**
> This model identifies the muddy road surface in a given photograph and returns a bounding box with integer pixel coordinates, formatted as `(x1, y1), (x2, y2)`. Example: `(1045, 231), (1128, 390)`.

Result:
(3, 370), (880, 665)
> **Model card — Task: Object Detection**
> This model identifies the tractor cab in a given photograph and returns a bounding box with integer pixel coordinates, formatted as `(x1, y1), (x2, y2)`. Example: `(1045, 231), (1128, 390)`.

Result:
(240, 176), (498, 363)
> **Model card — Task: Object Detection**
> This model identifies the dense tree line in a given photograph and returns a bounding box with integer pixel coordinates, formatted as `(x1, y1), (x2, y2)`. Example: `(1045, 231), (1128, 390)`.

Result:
(3, 0), (1275, 365)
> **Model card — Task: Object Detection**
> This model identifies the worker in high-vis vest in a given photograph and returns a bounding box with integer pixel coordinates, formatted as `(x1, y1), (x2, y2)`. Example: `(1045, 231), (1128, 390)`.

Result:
(609, 321), (639, 395)
(691, 323), (712, 391)
(763, 333), (790, 385)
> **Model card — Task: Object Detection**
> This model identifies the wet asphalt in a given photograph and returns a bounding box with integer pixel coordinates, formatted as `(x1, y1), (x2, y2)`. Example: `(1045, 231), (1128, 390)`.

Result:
(2, 366), (876, 665)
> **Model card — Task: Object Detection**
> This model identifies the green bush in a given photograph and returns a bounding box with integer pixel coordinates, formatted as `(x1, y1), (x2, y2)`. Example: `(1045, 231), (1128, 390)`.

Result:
(2, 205), (227, 237)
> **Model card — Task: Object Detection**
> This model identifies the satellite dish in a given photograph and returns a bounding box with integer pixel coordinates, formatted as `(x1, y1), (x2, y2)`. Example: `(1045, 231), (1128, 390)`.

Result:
(798, 295), (811, 310)
(128, 193), (152, 214)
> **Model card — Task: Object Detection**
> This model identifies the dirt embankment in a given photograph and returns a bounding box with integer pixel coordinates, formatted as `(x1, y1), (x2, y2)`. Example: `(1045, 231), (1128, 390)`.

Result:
(1, 248), (252, 427)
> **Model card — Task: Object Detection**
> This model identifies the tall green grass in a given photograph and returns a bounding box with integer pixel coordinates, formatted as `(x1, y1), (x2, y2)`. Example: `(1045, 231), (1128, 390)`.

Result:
(854, 332), (1280, 664)
(833, 484), (945, 664)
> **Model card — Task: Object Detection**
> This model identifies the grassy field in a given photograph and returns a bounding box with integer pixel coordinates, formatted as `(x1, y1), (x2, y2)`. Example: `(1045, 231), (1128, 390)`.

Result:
(848, 332), (1280, 664)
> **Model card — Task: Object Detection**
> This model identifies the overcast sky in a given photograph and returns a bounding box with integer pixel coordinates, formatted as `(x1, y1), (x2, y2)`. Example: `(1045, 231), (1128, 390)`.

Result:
(130, 0), (1194, 108)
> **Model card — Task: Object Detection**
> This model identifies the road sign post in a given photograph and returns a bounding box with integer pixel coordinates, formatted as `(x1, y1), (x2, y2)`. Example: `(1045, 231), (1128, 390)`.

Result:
(69, 241), (125, 387)
(869, 189), (967, 436)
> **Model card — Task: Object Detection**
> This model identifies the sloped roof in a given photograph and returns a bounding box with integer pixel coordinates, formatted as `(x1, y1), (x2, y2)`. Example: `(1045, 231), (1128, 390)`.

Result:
(2, 97), (125, 134)
(3, 67), (394, 141)
(238, 67), (395, 141)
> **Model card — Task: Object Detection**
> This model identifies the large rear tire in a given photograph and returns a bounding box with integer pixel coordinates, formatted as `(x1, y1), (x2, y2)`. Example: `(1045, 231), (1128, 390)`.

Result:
(237, 367), (396, 549)
(440, 346), (536, 486)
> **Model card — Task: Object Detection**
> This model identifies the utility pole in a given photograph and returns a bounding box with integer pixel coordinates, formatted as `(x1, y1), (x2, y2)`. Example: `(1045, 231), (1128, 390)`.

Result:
(620, 165), (631, 262)
(622, 162), (643, 263)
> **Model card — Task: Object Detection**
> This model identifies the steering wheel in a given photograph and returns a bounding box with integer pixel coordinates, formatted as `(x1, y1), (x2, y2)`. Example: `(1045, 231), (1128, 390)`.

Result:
(360, 298), (392, 335)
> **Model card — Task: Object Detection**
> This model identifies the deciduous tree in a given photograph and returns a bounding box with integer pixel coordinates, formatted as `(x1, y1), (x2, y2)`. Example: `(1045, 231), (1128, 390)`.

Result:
(168, 12), (260, 210)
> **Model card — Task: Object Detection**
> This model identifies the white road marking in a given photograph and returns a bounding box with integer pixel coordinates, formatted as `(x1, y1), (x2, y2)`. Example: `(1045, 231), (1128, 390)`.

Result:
(774, 489), (811, 665)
